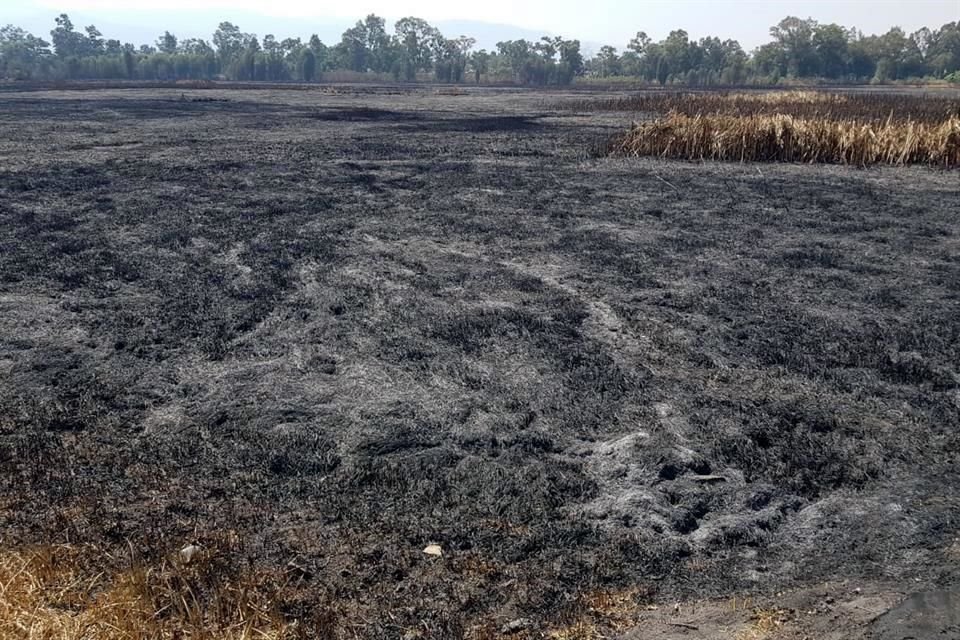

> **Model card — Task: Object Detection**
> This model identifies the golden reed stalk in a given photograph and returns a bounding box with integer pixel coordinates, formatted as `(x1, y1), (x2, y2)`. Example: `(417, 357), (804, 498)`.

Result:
(612, 112), (960, 167)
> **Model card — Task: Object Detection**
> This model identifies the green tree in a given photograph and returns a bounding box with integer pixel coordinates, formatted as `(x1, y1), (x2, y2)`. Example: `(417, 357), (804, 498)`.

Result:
(593, 45), (620, 76)
(558, 39), (584, 81)
(628, 31), (651, 56)
(362, 15), (393, 73)
(872, 27), (914, 80)
(661, 30), (692, 80)
(751, 42), (784, 81)
(84, 25), (104, 55)
(50, 14), (85, 57)
(301, 49), (316, 81)
(213, 22), (252, 68)
(308, 35), (330, 73)
(449, 36), (476, 82)
(534, 36), (558, 61)
(338, 21), (369, 72)
(180, 39), (213, 55)
(395, 17), (438, 80)
(469, 49), (489, 83)
(811, 23), (849, 78)
(0, 25), (51, 79)
(719, 40), (748, 84)
(927, 22), (960, 77)
(770, 16), (818, 77)
(496, 39), (532, 82)
(280, 38), (302, 59)
(156, 31), (177, 54)
(122, 48), (135, 78)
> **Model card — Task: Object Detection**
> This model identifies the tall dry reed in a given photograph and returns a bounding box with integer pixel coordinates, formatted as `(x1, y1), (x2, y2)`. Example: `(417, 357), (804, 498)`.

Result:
(611, 112), (960, 167)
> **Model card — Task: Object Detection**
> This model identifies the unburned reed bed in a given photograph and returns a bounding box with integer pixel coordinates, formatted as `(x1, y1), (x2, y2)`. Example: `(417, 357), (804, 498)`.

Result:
(611, 112), (960, 167)
(566, 90), (960, 124)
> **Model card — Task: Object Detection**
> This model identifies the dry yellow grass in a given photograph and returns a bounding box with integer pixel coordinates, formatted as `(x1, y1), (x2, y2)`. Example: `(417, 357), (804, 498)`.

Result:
(946, 539), (960, 561)
(0, 545), (300, 640)
(545, 588), (650, 640)
(734, 608), (792, 640)
(613, 112), (960, 167)
(435, 86), (468, 96)
(570, 89), (960, 124)
(726, 90), (843, 104)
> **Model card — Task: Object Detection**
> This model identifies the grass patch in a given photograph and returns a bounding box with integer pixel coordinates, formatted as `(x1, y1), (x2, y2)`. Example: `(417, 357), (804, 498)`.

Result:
(611, 112), (960, 167)
(0, 543), (306, 639)
(565, 90), (960, 124)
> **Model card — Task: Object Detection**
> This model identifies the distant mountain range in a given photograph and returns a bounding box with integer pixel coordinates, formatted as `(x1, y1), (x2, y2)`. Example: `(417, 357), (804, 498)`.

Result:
(2, 8), (601, 54)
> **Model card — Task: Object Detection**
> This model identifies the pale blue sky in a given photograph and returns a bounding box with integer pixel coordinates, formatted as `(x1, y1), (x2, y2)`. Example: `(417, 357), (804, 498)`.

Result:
(5, 0), (960, 50)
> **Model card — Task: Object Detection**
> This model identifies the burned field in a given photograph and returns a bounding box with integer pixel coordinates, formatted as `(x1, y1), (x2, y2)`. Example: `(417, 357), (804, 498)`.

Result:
(0, 86), (959, 638)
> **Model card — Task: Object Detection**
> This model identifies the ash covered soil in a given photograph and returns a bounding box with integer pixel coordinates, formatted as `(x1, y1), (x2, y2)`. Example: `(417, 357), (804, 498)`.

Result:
(0, 85), (959, 637)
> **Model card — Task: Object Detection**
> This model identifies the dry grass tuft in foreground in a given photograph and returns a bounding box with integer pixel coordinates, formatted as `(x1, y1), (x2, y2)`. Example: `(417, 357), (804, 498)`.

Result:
(733, 608), (793, 640)
(0, 544), (303, 640)
(543, 588), (652, 640)
(611, 112), (960, 167)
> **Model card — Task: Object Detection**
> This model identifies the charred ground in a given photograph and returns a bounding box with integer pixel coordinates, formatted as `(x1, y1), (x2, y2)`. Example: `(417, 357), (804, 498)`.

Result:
(0, 86), (958, 638)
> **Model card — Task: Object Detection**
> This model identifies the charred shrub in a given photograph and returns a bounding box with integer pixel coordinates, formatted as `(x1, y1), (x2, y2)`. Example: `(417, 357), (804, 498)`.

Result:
(434, 306), (557, 354)
(779, 243), (845, 269)
(710, 398), (884, 498)
(553, 228), (665, 284)
(266, 430), (341, 477)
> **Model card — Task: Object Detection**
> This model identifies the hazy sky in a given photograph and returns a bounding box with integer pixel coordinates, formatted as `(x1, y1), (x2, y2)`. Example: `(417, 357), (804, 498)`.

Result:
(11, 0), (960, 49)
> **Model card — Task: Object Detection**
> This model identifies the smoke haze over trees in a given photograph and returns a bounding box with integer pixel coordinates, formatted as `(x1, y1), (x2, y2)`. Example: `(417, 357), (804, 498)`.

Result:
(1, 12), (959, 85)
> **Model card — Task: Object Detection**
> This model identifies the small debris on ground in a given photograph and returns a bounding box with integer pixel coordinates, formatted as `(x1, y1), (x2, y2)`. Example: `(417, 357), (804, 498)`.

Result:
(501, 618), (532, 634)
(178, 544), (202, 564)
(690, 475), (728, 483)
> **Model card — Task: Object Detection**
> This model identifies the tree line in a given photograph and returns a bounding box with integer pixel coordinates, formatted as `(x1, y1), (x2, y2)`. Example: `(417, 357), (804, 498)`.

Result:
(1, 13), (958, 85)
